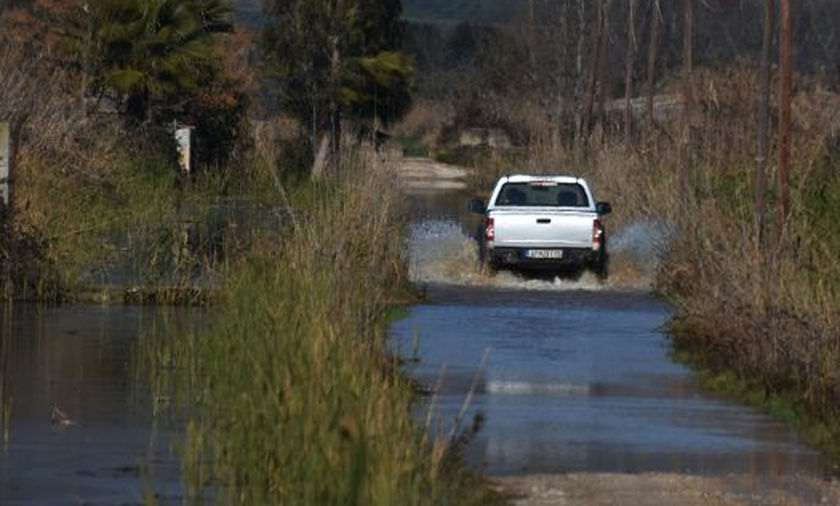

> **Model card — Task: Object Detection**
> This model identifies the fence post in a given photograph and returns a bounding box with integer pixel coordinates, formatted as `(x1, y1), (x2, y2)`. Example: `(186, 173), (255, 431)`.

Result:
(0, 122), (10, 210)
(0, 122), (12, 299)
(174, 125), (195, 174)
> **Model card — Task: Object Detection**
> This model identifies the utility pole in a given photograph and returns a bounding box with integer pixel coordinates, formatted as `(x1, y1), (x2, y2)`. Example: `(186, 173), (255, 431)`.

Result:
(0, 123), (10, 211)
(680, 0), (694, 193)
(755, 0), (774, 249)
(0, 121), (13, 300)
(624, 0), (638, 145)
(583, 0), (607, 140)
(777, 0), (792, 235)
(645, 0), (661, 143)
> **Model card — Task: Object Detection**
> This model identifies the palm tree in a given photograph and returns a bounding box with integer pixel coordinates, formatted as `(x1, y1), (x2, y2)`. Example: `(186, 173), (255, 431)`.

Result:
(91, 0), (233, 122)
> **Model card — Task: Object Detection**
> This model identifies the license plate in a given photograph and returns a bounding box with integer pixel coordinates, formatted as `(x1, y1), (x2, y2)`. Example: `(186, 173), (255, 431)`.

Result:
(525, 249), (563, 259)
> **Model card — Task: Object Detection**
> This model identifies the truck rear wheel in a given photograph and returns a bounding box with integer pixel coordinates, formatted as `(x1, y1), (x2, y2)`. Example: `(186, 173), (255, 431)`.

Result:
(593, 252), (609, 281)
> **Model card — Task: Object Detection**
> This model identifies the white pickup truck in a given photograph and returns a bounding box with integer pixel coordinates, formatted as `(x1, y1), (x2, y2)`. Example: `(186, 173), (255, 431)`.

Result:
(468, 175), (612, 278)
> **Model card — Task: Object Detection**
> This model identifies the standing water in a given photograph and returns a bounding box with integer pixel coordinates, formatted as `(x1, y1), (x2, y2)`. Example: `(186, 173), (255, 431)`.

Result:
(392, 160), (833, 479)
(0, 304), (198, 504)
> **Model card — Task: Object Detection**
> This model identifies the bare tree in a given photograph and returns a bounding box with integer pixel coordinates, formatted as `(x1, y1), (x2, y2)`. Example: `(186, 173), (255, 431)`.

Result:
(574, 0), (587, 150)
(624, 0), (638, 145)
(777, 0), (792, 234)
(645, 0), (661, 142)
(756, 0), (774, 248)
(583, 0), (608, 139)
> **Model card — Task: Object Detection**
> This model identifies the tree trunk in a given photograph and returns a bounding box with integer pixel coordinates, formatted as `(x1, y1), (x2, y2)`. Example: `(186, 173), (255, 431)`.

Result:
(583, 0), (607, 140)
(574, 0), (587, 151)
(679, 0), (694, 192)
(756, 0), (774, 248)
(1, 120), (19, 300)
(624, 0), (638, 145)
(556, 0), (570, 149)
(645, 0), (660, 142)
(778, 0), (792, 235)
(596, 0), (613, 134)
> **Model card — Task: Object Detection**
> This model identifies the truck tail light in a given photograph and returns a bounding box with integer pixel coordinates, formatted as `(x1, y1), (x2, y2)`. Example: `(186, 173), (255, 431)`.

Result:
(592, 219), (604, 250)
(485, 217), (495, 242)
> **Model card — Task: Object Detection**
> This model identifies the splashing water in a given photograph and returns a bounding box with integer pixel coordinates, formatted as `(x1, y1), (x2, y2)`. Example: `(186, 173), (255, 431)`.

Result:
(406, 220), (609, 291)
(607, 220), (672, 287)
(406, 219), (670, 291)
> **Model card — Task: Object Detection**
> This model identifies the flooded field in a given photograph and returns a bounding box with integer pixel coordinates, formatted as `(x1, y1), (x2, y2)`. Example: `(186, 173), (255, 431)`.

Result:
(0, 304), (198, 505)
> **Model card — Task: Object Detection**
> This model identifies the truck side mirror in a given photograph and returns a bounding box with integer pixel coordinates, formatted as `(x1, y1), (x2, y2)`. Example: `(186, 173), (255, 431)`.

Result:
(596, 202), (612, 216)
(468, 199), (486, 214)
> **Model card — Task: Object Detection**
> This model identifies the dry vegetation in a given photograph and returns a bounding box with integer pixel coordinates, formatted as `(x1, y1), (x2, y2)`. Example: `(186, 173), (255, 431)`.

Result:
(140, 153), (503, 505)
(412, 60), (840, 452)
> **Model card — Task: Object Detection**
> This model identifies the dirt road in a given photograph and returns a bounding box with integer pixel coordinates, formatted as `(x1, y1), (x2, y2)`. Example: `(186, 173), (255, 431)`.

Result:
(397, 157), (470, 192)
(495, 473), (840, 506)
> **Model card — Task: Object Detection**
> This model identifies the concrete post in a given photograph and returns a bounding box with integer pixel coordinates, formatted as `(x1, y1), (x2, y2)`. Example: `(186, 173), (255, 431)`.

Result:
(174, 125), (195, 174)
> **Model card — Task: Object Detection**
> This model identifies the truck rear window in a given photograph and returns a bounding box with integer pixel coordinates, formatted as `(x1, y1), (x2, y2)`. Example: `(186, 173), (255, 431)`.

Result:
(495, 182), (590, 207)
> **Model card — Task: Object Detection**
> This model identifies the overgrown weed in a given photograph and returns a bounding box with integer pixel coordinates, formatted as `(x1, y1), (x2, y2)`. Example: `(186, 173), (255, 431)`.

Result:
(140, 152), (502, 505)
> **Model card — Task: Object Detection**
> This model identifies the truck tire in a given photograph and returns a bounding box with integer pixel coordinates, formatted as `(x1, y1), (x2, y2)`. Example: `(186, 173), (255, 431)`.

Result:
(593, 252), (609, 281)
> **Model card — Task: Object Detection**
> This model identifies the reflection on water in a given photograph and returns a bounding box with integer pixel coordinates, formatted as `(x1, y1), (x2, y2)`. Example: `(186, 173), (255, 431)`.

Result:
(0, 303), (200, 505)
(394, 187), (835, 479)
(1, 304), (11, 450)
(392, 286), (832, 478)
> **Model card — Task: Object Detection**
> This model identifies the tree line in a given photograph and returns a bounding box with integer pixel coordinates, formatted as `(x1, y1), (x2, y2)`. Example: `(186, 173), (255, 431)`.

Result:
(0, 0), (413, 176)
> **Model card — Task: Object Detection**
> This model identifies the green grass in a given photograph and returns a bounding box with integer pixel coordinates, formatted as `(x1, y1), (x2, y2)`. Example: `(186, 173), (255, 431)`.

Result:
(671, 339), (840, 462)
(139, 164), (502, 505)
(8, 152), (282, 302)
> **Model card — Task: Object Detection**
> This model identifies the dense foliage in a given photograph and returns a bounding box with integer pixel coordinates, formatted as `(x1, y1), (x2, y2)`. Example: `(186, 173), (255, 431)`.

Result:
(261, 0), (413, 167)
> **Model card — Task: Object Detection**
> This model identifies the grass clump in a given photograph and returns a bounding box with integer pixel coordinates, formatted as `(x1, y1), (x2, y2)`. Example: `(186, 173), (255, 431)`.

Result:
(142, 154), (501, 505)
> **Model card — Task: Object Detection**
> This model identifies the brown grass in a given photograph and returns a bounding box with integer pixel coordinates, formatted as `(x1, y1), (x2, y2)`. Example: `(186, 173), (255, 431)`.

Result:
(416, 63), (840, 446)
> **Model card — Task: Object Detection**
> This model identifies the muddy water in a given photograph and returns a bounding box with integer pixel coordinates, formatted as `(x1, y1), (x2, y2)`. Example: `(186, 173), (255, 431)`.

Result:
(393, 186), (834, 478)
(0, 304), (197, 505)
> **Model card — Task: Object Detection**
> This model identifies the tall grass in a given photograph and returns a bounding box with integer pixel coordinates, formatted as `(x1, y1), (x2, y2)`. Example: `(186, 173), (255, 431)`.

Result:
(141, 152), (500, 505)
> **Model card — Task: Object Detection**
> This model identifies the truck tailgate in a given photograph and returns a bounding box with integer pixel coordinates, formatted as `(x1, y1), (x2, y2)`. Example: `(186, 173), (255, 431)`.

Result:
(491, 209), (594, 248)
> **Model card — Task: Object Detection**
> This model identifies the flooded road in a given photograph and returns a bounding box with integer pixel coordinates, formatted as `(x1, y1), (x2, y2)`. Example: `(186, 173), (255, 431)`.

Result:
(0, 159), (835, 504)
(392, 164), (835, 483)
(0, 304), (194, 505)
(392, 286), (828, 477)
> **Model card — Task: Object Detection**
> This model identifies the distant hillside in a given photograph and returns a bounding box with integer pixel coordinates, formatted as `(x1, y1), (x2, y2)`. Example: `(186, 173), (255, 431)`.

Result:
(401, 0), (521, 24)
(231, 0), (262, 27)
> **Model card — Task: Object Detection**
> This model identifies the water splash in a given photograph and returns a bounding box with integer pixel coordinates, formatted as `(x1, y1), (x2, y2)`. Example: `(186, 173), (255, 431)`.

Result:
(608, 220), (672, 286)
(406, 219), (670, 291)
(407, 220), (606, 290)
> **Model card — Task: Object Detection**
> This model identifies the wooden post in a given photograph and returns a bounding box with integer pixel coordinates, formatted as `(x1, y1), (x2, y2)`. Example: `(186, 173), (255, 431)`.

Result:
(1, 122), (13, 299)
(680, 0), (694, 193)
(756, 0), (774, 249)
(645, 0), (661, 142)
(583, 0), (607, 140)
(624, 0), (638, 145)
(778, 0), (792, 235)
(0, 123), (10, 210)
